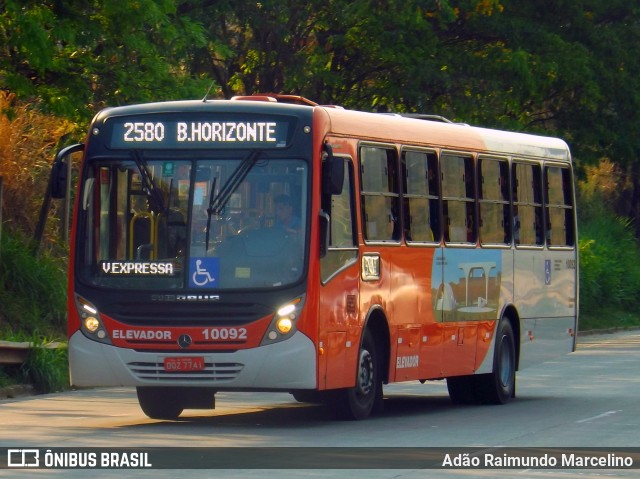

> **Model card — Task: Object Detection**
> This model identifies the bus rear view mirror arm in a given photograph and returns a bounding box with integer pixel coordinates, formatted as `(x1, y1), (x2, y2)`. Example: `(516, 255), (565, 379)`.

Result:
(319, 211), (330, 258)
(51, 143), (84, 199)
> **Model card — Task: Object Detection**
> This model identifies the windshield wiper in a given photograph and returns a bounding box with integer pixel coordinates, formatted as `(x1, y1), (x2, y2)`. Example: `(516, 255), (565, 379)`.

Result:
(205, 150), (261, 250)
(209, 150), (261, 216)
(131, 150), (165, 214)
(205, 176), (217, 252)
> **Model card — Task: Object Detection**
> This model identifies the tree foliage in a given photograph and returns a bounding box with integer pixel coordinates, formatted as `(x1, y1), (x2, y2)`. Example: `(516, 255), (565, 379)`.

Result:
(0, 0), (209, 122)
(0, 91), (75, 241)
(2, 0), (640, 225)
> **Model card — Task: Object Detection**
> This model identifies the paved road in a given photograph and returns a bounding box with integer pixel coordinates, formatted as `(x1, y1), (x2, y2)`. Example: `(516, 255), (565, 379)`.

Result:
(1, 330), (639, 478)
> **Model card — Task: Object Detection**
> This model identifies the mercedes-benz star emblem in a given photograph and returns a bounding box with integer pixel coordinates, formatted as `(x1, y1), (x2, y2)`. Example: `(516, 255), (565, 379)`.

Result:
(178, 334), (192, 349)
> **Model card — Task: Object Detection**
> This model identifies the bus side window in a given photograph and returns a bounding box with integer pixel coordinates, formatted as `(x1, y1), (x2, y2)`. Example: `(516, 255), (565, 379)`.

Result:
(545, 165), (575, 247)
(478, 157), (510, 245)
(321, 157), (357, 283)
(441, 154), (475, 244)
(513, 162), (543, 246)
(402, 149), (440, 243)
(360, 146), (400, 242)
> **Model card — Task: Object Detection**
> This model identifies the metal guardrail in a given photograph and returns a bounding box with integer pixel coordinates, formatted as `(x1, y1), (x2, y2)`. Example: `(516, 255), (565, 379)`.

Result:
(0, 341), (31, 365)
(0, 341), (63, 365)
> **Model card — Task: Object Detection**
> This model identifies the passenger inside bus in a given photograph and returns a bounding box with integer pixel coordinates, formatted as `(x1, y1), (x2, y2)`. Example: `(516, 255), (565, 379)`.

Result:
(158, 208), (187, 260)
(274, 194), (301, 233)
(129, 195), (155, 260)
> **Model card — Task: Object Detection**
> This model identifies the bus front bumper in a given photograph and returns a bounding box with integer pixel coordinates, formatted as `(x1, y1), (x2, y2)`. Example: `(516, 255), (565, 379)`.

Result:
(68, 330), (317, 390)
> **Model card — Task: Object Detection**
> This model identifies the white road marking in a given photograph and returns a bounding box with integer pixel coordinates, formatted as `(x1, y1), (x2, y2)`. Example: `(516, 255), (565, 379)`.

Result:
(576, 410), (621, 423)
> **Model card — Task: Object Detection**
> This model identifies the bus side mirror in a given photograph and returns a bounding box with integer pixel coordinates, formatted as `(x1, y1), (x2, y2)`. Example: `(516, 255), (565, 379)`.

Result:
(322, 145), (344, 196)
(51, 160), (68, 199)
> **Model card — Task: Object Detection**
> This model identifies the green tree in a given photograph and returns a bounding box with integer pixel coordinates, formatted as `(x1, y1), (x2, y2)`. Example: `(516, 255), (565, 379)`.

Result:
(0, 0), (210, 123)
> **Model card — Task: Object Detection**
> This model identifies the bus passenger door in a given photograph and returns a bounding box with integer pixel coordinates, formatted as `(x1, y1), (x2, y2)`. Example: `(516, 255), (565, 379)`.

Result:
(318, 156), (360, 389)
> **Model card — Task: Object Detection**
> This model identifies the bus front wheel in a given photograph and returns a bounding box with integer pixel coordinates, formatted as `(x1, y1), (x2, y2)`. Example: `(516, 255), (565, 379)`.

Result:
(334, 330), (383, 420)
(136, 387), (184, 420)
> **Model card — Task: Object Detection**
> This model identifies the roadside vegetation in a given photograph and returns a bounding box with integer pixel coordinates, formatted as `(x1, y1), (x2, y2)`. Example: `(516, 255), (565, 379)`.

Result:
(0, 92), (72, 393)
(577, 161), (640, 332)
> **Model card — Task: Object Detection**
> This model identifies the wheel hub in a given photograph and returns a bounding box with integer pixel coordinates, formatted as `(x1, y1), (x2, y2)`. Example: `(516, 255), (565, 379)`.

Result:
(357, 350), (374, 396)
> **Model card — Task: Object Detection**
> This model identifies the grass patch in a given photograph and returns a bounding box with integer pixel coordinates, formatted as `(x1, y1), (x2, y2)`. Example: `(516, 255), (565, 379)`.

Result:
(0, 230), (69, 394)
(19, 339), (69, 393)
(0, 332), (69, 394)
(0, 231), (67, 337)
(580, 309), (640, 333)
(0, 366), (19, 388)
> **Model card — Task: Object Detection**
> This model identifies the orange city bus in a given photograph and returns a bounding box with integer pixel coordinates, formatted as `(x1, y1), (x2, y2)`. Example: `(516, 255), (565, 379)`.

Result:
(51, 94), (578, 420)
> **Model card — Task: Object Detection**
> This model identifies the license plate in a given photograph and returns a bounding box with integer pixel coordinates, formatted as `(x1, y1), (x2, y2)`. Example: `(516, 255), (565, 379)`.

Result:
(163, 356), (205, 372)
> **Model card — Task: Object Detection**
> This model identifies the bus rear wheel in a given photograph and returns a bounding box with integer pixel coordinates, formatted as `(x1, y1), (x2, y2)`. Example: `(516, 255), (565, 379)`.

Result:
(334, 330), (383, 420)
(476, 319), (516, 404)
(446, 319), (516, 405)
(446, 375), (479, 404)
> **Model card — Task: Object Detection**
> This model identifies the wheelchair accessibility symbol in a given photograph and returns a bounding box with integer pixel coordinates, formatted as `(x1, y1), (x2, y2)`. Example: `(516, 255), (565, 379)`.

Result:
(544, 259), (551, 285)
(189, 258), (219, 288)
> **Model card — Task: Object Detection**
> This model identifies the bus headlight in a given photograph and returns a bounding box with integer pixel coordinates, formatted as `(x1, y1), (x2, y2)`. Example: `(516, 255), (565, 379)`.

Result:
(261, 296), (304, 345)
(84, 316), (100, 332)
(75, 295), (111, 345)
(276, 317), (293, 334)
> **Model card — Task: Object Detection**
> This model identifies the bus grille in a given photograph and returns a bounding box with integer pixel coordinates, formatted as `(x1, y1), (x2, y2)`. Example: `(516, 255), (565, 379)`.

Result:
(127, 361), (243, 382)
(101, 301), (272, 327)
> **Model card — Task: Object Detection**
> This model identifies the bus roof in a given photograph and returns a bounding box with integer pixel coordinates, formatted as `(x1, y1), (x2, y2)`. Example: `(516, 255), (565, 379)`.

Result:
(92, 98), (571, 162)
(91, 98), (314, 123)
(319, 106), (572, 162)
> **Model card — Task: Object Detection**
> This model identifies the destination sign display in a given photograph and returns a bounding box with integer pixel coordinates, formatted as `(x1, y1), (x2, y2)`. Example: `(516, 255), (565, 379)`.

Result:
(109, 118), (291, 149)
(100, 261), (176, 276)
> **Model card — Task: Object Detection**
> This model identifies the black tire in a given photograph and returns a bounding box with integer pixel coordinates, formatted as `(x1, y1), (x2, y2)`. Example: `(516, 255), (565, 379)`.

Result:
(334, 330), (383, 420)
(446, 375), (479, 405)
(136, 387), (184, 420)
(291, 390), (329, 404)
(476, 319), (516, 404)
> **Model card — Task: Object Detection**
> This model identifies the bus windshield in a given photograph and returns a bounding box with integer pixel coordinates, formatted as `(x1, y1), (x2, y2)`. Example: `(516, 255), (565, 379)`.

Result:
(78, 154), (308, 290)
